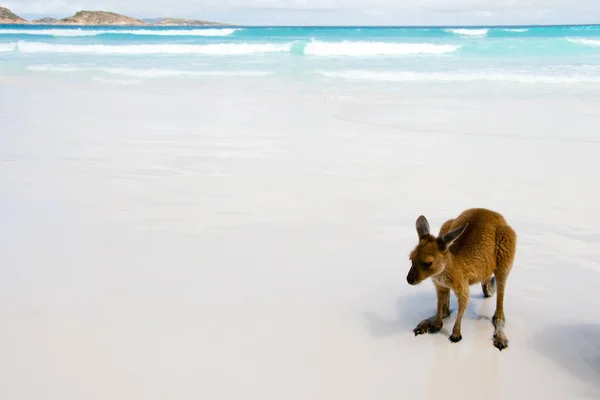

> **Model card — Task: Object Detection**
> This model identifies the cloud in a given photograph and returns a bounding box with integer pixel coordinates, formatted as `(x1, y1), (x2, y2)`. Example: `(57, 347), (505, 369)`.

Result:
(4, 0), (82, 15)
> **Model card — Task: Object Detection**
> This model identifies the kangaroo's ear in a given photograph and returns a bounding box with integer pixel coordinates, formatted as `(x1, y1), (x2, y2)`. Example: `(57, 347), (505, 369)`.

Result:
(438, 223), (468, 251)
(416, 215), (430, 239)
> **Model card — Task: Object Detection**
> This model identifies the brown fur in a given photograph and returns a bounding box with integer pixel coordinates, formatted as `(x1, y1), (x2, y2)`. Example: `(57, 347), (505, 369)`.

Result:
(406, 208), (517, 350)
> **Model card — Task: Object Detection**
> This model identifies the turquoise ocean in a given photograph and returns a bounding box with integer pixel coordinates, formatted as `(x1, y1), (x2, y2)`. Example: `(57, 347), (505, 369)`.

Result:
(1, 24), (600, 83)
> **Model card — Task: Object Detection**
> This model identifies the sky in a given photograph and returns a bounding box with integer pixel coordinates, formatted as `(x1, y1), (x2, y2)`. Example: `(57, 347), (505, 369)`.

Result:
(3, 0), (600, 25)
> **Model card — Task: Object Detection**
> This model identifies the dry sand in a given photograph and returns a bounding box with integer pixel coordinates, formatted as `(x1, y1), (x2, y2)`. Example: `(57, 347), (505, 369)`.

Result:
(1, 78), (599, 399)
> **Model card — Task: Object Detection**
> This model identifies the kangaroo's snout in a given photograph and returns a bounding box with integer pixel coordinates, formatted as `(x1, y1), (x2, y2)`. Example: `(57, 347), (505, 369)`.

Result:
(406, 268), (418, 285)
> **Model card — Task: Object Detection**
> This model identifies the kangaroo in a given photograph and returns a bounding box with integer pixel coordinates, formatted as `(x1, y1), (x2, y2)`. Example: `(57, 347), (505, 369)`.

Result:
(406, 208), (517, 351)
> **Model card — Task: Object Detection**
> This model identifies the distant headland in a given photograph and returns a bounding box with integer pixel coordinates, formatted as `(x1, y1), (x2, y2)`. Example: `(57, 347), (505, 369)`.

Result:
(0, 7), (231, 26)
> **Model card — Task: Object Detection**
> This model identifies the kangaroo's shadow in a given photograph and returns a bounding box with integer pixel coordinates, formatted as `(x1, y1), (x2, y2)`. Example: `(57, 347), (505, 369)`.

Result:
(363, 289), (494, 337)
(530, 323), (600, 393)
(363, 291), (448, 337)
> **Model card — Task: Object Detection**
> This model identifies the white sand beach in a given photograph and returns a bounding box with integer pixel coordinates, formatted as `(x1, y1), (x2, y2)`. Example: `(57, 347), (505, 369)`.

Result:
(1, 77), (600, 399)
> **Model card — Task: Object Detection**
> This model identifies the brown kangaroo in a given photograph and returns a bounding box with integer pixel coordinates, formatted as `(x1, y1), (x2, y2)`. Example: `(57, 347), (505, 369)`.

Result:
(406, 208), (517, 350)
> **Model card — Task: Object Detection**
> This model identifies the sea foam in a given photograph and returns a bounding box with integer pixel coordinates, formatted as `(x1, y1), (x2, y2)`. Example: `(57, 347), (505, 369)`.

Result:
(303, 41), (460, 56)
(568, 38), (600, 46)
(444, 28), (489, 36)
(12, 40), (460, 56)
(16, 41), (292, 55)
(0, 42), (16, 52)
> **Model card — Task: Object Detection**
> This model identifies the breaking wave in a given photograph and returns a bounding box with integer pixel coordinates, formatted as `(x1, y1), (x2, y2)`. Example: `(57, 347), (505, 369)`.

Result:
(15, 41), (292, 55)
(303, 41), (460, 56)
(444, 28), (489, 36)
(568, 38), (600, 46)
(5, 40), (461, 56)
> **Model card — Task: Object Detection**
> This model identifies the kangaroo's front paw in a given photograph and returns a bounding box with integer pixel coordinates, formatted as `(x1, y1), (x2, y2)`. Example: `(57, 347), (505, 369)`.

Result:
(413, 319), (431, 336)
(449, 333), (462, 343)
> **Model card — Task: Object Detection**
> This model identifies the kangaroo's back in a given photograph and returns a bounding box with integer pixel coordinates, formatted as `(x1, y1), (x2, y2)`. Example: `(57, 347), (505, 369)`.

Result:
(439, 208), (510, 265)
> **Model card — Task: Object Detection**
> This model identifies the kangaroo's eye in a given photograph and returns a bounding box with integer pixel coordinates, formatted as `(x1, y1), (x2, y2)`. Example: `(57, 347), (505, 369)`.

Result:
(422, 262), (432, 269)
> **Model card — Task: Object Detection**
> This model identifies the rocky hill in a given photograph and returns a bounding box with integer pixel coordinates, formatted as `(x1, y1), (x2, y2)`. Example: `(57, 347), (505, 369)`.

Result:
(58, 11), (149, 26)
(0, 7), (229, 26)
(33, 17), (58, 24)
(0, 6), (28, 24)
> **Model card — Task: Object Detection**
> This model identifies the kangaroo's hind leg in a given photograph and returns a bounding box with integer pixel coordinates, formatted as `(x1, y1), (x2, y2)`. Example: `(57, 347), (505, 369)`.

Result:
(491, 225), (517, 351)
(481, 277), (496, 298)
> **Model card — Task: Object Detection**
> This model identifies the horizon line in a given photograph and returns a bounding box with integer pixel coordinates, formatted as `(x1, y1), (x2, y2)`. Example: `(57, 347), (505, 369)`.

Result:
(3, 22), (600, 28)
